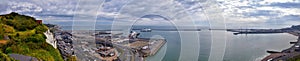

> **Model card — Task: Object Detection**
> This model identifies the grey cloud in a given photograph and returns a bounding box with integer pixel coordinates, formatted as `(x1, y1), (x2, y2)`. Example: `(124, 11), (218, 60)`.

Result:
(268, 2), (300, 8)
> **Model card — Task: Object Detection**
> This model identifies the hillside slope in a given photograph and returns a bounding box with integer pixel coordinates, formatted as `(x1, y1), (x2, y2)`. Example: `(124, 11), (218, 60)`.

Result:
(0, 12), (63, 61)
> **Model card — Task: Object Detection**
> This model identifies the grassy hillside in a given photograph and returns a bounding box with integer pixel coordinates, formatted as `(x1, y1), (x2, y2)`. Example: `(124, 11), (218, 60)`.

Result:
(0, 12), (63, 61)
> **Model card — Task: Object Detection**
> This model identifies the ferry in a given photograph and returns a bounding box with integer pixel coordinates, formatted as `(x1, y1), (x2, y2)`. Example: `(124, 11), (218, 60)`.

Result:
(140, 28), (152, 32)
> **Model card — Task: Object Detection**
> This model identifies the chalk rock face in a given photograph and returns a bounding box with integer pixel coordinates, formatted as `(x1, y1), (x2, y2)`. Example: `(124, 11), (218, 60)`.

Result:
(44, 30), (57, 49)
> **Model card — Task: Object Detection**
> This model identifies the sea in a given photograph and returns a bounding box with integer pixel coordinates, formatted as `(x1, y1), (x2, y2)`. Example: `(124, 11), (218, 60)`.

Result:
(60, 25), (297, 61)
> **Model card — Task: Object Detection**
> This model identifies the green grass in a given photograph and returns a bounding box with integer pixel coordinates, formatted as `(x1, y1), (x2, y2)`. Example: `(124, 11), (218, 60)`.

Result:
(0, 12), (64, 61)
(4, 42), (63, 61)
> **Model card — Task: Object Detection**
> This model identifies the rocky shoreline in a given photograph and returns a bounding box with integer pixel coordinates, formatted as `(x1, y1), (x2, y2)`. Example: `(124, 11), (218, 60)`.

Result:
(45, 24), (75, 60)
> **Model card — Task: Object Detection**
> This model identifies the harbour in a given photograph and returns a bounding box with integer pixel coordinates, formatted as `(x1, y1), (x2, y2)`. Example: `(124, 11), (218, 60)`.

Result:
(53, 25), (300, 61)
(226, 25), (300, 61)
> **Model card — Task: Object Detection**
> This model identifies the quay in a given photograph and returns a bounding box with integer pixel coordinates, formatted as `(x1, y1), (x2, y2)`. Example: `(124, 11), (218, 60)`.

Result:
(94, 31), (167, 61)
(149, 39), (166, 56)
(134, 39), (166, 57)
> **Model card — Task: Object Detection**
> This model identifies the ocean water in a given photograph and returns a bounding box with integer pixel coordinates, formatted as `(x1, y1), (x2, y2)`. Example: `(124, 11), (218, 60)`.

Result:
(61, 25), (297, 61)
(141, 30), (296, 61)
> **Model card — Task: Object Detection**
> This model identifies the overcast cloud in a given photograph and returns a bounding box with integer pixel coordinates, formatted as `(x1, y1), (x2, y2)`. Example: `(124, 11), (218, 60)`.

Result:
(1, 0), (300, 28)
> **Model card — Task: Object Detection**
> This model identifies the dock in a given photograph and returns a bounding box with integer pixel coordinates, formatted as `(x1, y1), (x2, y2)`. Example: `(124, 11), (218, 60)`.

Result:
(127, 38), (166, 57)
(148, 39), (166, 56)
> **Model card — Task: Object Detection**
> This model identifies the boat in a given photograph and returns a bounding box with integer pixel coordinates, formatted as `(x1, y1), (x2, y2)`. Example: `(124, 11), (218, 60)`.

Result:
(140, 28), (152, 32)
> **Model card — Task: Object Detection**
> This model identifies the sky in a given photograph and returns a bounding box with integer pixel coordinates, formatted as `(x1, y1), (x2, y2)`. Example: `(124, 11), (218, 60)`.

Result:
(1, 0), (300, 28)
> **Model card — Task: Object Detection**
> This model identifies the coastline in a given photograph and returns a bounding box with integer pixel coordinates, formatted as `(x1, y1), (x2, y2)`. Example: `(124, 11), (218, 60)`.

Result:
(261, 32), (300, 61)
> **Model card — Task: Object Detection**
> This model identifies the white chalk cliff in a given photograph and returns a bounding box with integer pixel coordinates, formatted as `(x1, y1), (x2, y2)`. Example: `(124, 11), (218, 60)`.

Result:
(44, 30), (57, 49)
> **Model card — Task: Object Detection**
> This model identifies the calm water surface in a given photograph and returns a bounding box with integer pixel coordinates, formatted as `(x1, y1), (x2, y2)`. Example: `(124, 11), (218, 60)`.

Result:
(61, 25), (297, 61)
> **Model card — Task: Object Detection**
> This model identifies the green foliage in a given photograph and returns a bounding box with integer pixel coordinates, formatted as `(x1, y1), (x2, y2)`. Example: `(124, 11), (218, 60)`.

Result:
(5, 47), (12, 53)
(2, 24), (15, 33)
(27, 49), (55, 61)
(25, 42), (63, 61)
(4, 42), (64, 61)
(67, 56), (77, 61)
(5, 44), (29, 54)
(0, 51), (15, 61)
(35, 25), (48, 34)
(43, 43), (64, 61)
(1, 12), (38, 31)
(0, 12), (63, 61)
(0, 41), (14, 52)
(288, 54), (300, 61)
(17, 30), (36, 37)
(0, 24), (4, 39)
(24, 34), (45, 43)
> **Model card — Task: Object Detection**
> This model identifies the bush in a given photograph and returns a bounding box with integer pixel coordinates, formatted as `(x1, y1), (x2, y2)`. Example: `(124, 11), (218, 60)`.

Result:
(24, 34), (45, 43)
(35, 25), (48, 34)
(0, 51), (15, 61)
(67, 56), (77, 61)
(27, 49), (55, 61)
(1, 12), (38, 31)
(5, 47), (12, 54)
(0, 24), (4, 39)
(0, 12), (63, 61)
(1, 24), (15, 33)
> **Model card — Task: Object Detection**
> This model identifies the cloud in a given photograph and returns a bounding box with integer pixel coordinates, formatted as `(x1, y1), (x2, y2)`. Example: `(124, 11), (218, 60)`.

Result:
(213, 0), (300, 28)
(268, 2), (300, 8)
(0, 0), (300, 28)
(9, 2), (43, 13)
(0, 0), (79, 23)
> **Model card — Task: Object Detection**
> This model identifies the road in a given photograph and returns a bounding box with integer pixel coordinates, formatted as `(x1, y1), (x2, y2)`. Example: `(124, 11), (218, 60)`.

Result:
(71, 31), (102, 61)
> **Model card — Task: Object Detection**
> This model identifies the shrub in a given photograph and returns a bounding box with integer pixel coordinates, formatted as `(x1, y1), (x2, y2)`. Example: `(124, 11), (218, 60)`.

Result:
(5, 47), (12, 54)
(67, 56), (77, 61)
(0, 12), (63, 61)
(0, 51), (15, 61)
(24, 34), (46, 43)
(35, 25), (48, 34)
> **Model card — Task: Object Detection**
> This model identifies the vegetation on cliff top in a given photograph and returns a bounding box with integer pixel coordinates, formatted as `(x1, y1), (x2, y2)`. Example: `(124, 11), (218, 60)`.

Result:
(0, 12), (63, 61)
